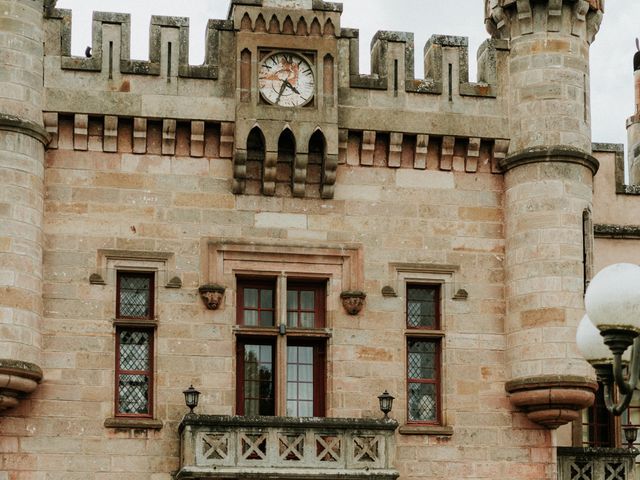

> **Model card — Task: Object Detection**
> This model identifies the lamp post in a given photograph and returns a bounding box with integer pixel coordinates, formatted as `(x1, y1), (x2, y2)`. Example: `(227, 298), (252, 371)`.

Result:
(183, 385), (200, 414)
(378, 391), (394, 419)
(576, 263), (640, 416)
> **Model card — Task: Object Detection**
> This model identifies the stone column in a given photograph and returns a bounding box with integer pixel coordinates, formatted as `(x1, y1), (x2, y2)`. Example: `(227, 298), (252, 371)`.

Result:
(0, 0), (52, 410)
(628, 51), (640, 184)
(485, 0), (603, 428)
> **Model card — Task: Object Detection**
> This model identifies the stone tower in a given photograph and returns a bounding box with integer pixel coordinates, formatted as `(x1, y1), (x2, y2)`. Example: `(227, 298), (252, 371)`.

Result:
(485, 0), (604, 428)
(0, 0), (52, 408)
(628, 48), (640, 184)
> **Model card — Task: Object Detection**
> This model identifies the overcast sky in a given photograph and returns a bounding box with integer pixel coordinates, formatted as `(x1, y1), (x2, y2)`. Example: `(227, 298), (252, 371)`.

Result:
(56, 0), (640, 156)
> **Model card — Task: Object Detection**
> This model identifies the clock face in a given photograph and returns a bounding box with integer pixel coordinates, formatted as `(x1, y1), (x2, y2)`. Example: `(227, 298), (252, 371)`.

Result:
(258, 52), (315, 107)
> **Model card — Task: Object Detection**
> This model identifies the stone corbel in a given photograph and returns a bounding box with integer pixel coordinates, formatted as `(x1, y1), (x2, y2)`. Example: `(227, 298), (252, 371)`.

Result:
(547, 0), (563, 32)
(292, 153), (309, 198)
(572, 0), (590, 38)
(133, 117), (148, 154)
(440, 136), (455, 171)
(360, 130), (376, 166)
(263, 151), (278, 196)
(321, 153), (338, 200)
(199, 284), (226, 310)
(340, 290), (366, 315)
(232, 150), (247, 194)
(466, 137), (481, 173)
(515, 0), (533, 35)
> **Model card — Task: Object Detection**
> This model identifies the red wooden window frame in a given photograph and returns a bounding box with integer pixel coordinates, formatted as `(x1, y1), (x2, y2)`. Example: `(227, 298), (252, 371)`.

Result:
(406, 284), (442, 425)
(286, 338), (326, 417)
(286, 281), (326, 329)
(116, 271), (155, 320)
(235, 278), (327, 417)
(236, 338), (276, 416)
(236, 278), (276, 327)
(581, 383), (615, 447)
(115, 326), (154, 418)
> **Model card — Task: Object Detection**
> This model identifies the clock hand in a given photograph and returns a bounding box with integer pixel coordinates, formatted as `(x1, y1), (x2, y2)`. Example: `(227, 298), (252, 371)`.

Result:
(275, 81), (287, 103)
(283, 80), (301, 95)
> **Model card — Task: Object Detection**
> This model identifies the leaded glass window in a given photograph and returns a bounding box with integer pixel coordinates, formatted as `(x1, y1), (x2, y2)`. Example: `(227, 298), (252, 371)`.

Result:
(406, 284), (442, 424)
(407, 285), (438, 329)
(116, 328), (153, 416)
(407, 340), (438, 422)
(117, 272), (154, 319)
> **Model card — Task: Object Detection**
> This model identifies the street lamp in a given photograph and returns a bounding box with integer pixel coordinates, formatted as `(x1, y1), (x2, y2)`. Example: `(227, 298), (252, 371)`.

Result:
(378, 390), (394, 419)
(183, 385), (200, 414)
(577, 263), (640, 415)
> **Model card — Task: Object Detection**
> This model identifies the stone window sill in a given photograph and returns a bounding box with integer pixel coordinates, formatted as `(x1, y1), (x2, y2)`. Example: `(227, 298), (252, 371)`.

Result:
(104, 417), (163, 430)
(398, 424), (453, 436)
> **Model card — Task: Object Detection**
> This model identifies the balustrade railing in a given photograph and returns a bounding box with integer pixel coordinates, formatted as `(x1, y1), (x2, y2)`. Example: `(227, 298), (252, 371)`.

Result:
(177, 415), (399, 479)
(558, 447), (638, 480)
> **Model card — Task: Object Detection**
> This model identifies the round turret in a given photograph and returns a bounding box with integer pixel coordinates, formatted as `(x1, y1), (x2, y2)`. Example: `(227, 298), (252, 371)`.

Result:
(485, 0), (604, 429)
(0, 0), (49, 410)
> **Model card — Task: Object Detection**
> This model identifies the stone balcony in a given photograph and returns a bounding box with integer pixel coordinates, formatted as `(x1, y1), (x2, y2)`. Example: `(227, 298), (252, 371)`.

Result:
(176, 415), (400, 479)
(558, 447), (638, 480)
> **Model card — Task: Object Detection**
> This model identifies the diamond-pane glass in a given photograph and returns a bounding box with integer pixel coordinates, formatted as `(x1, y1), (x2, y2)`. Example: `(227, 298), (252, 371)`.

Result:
(116, 327), (152, 416)
(407, 286), (437, 328)
(118, 374), (150, 414)
(119, 274), (152, 318)
(408, 383), (436, 422)
(408, 341), (436, 380)
(119, 331), (150, 370)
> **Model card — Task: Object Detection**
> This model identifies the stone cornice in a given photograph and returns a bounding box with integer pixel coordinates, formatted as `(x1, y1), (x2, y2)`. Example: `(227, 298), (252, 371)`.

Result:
(594, 224), (640, 239)
(179, 414), (398, 435)
(0, 114), (50, 146)
(499, 145), (599, 174)
(485, 0), (604, 44)
(0, 359), (43, 382)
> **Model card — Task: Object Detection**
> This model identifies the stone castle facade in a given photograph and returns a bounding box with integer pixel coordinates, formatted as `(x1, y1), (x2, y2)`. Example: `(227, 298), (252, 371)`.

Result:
(2, 0), (640, 479)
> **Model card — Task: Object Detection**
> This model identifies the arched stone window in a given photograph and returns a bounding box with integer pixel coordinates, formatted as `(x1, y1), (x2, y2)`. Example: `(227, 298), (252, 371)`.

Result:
(277, 128), (296, 196)
(307, 130), (326, 197)
(246, 126), (265, 195)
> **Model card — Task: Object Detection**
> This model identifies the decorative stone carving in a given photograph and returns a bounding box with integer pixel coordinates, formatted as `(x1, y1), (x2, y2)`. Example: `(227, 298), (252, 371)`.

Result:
(199, 284), (226, 310)
(89, 273), (106, 285)
(340, 290), (366, 315)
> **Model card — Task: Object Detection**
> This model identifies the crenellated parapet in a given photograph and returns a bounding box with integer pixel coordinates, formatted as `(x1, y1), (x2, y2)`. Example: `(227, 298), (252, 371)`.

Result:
(485, 0), (604, 44)
(345, 30), (508, 98)
(45, 9), (232, 79)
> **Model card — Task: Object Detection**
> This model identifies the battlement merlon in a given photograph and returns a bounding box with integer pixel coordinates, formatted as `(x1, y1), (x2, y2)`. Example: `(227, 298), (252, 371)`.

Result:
(485, 0), (604, 43)
(44, 8), (233, 80)
(228, 0), (342, 18)
(345, 28), (508, 98)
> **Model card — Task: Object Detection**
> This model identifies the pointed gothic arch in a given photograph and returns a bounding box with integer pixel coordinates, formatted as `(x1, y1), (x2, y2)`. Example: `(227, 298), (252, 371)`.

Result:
(277, 128), (296, 196)
(246, 126), (266, 195)
(307, 129), (326, 197)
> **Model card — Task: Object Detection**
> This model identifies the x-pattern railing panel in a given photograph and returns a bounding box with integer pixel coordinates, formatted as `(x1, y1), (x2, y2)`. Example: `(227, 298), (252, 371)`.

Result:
(558, 449), (636, 480)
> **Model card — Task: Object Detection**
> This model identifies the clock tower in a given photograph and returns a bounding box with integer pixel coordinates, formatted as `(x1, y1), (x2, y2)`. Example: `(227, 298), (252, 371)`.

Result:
(229, 0), (341, 199)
